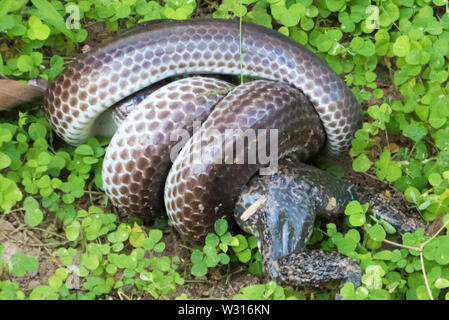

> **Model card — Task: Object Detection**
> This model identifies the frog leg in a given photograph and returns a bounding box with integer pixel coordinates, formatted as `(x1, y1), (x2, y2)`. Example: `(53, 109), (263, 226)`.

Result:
(283, 159), (425, 234)
(355, 186), (425, 234)
(276, 249), (362, 289)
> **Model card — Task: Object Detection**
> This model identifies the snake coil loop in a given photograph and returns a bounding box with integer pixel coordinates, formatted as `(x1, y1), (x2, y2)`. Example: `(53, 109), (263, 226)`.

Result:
(43, 18), (362, 240)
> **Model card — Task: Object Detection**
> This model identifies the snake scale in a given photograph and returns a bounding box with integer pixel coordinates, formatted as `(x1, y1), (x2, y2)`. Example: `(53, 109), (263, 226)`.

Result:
(43, 18), (423, 289)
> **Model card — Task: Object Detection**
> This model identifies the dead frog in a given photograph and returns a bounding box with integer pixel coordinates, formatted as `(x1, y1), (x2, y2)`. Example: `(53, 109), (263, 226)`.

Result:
(234, 156), (425, 295)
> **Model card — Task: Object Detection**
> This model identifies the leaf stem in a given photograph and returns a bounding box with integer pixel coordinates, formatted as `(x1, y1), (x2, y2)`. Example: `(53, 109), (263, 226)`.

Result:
(420, 250), (433, 300)
(381, 219), (449, 300)
(382, 239), (420, 251)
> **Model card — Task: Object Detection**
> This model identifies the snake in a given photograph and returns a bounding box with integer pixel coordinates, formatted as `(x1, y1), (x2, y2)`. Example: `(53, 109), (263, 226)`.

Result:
(42, 18), (424, 289)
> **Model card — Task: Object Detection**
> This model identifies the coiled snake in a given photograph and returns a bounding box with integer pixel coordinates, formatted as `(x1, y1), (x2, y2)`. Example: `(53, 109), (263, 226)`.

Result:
(43, 19), (423, 290)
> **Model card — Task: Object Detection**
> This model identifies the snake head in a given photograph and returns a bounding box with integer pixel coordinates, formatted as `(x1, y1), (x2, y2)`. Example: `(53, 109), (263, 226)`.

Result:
(263, 187), (317, 261)
(235, 164), (320, 278)
(253, 182), (318, 282)
(255, 203), (282, 281)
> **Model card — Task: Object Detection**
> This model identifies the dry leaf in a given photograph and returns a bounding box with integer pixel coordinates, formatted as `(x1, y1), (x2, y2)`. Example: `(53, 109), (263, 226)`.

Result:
(425, 214), (445, 236)
(387, 143), (399, 154)
(0, 78), (46, 111)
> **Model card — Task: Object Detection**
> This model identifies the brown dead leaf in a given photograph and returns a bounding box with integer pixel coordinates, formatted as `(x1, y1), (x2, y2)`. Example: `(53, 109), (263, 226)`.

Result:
(425, 214), (445, 236)
(0, 43), (15, 61)
(0, 79), (45, 111)
(387, 143), (399, 154)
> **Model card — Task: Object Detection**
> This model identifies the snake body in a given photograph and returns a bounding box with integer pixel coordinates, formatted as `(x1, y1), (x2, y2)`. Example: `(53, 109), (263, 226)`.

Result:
(43, 18), (361, 154)
(103, 76), (235, 222)
(43, 18), (363, 240)
(164, 79), (325, 239)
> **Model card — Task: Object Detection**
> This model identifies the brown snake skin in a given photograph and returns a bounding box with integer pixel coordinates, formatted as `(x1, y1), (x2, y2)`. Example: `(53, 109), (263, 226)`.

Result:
(42, 19), (362, 240)
(164, 80), (325, 239)
(103, 77), (234, 218)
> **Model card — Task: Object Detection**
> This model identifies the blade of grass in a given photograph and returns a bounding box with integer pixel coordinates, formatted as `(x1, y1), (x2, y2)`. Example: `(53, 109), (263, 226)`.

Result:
(30, 0), (76, 41)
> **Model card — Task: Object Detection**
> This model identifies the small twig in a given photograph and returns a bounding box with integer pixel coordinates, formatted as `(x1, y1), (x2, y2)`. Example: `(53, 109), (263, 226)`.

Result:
(6, 213), (66, 239)
(195, 87), (234, 98)
(30, 233), (53, 257)
(240, 195), (266, 221)
(381, 219), (449, 301)
(420, 250), (433, 300)
(2, 239), (69, 248)
(418, 219), (449, 300)
(382, 239), (420, 251)
(83, 190), (105, 195)
(117, 290), (131, 300)
(225, 265), (246, 285)
(362, 171), (389, 185)
(239, 5), (244, 84)
(5, 208), (25, 213)
(179, 244), (194, 251)
(29, 226), (67, 239)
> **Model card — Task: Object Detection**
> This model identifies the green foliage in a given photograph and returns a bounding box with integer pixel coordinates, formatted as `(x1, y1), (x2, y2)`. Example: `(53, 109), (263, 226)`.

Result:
(1, 0), (449, 301)
(0, 115), (182, 300)
(190, 219), (262, 277)
(0, 114), (106, 223)
(9, 253), (39, 277)
(0, 0), (197, 81)
(336, 201), (449, 300)
(344, 200), (369, 227)
(0, 281), (25, 300)
(233, 281), (302, 300)
(1, 208), (184, 300)
(60, 207), (184, 300)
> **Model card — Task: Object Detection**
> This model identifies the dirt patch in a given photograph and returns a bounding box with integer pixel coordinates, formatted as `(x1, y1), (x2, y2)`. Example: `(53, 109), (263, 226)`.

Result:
(0, 219), (57, 291)
(155, 229), (266, 299)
